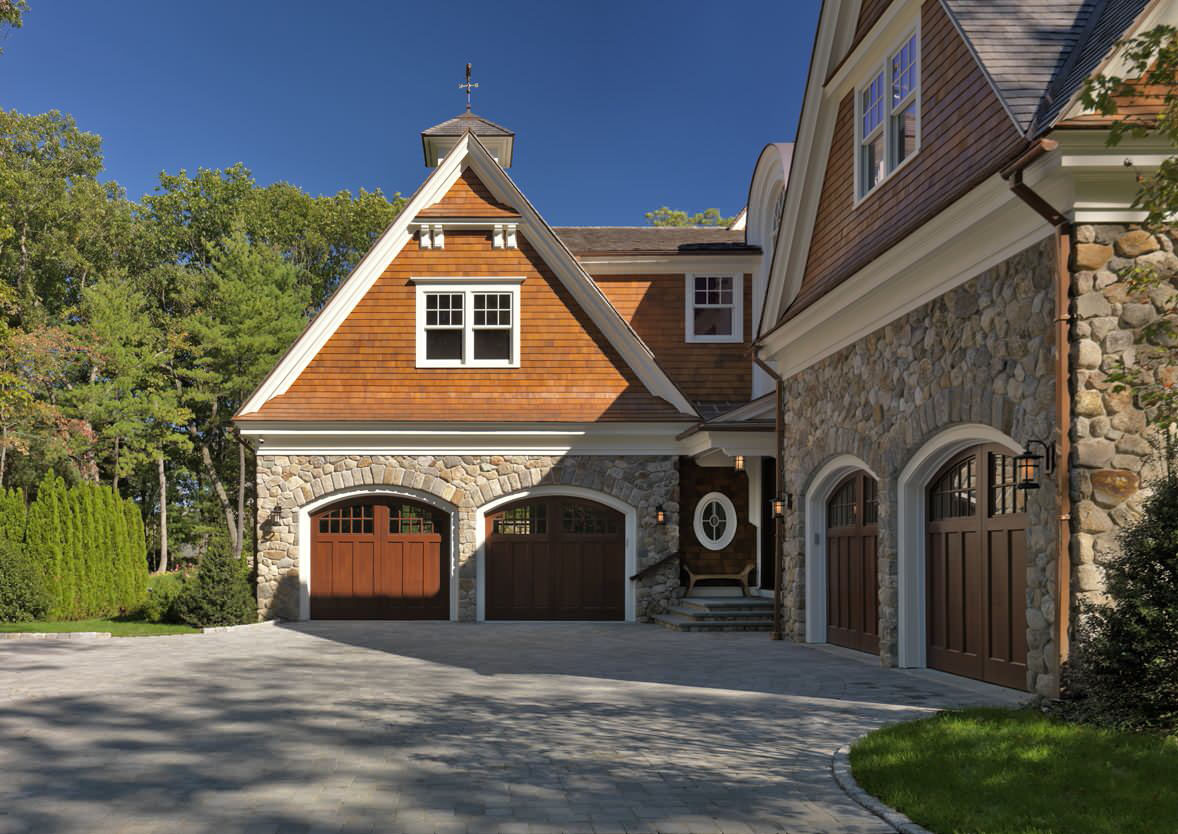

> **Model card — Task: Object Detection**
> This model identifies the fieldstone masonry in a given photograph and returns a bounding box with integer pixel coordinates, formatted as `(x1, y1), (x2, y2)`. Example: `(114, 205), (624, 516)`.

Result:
(255, 454), (680, 622)
(779, 237), (1060, 692)
(1069, 225), (1176, 609)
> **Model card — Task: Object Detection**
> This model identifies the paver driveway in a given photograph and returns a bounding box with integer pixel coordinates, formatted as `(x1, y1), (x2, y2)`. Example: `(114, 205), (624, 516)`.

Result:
(0, 622), (1022, 834)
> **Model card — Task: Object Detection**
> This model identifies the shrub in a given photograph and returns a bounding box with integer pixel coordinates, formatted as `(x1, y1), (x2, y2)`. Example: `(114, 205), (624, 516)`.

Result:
(0, 539), (49, 622)
(24, 476), (150, 619)
(173, 545), (254, 628)
(140, 571), (185, 624)
(1063, 453), (1178, 734)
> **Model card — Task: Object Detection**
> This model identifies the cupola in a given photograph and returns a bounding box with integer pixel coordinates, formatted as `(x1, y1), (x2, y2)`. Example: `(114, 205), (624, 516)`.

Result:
(421, 64), (515, 168)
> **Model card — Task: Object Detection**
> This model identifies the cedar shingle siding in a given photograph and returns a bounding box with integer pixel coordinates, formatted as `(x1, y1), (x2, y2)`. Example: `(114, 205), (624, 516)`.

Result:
(786, 0), (1026, 323)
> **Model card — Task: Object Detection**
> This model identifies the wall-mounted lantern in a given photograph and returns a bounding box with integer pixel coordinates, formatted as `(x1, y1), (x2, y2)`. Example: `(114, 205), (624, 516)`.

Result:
(655, 505), (667, 525)
(1015, 440), (1056, 491)
(771, 496), (791, 517)
(733, 454), (745, 472)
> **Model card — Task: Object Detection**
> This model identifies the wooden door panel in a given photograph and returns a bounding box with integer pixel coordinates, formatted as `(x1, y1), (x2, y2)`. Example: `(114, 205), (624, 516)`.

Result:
(486, 497), (624, 620)
(826, 472), (880, 654)
(311, 500), (449, 620)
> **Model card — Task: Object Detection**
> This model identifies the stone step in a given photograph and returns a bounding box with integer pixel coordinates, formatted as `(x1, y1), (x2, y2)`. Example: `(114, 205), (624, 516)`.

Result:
(665, 604), (773, 622)
(677, 596), (775, 613)
(651, 613), (774, 632)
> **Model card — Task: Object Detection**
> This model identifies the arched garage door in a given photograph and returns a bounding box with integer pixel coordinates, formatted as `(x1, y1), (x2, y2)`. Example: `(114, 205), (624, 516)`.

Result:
(826, 471), (879, 653)
(311, 498), (449, 619)
(485, 496), (625, 620)
(926, 446), (1028, 688)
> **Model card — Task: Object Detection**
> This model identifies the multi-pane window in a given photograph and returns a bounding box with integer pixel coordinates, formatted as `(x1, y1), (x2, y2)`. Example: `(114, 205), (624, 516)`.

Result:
(860, 71), (886, 194)
(472, 292), (512, 361)
(561, 504), (619, 536)
(857, 31), (920, 198)
(929, 456), (977, 521)
(989, 453), (1027, 516)
(318, 504), (374, 535)
(828, 479), (857, 529)
(390, 504), (438, 534)
(686, 274), (742, 342)
(416, 282), (520, 367)
(492, 504), (546, 536)
(424, 292), (464, 361)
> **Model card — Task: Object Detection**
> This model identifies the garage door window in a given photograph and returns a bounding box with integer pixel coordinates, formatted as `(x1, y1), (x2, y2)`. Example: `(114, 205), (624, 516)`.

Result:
(318, 503), (373, 534)
(562, 503), (619, 535)
(694, 491), (737, 551)
(492, 503), (546, 535)
(390, 503), (438, 533)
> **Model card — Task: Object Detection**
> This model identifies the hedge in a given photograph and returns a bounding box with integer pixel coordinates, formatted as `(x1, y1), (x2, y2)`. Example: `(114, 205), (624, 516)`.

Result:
(23, 474), (149, 620)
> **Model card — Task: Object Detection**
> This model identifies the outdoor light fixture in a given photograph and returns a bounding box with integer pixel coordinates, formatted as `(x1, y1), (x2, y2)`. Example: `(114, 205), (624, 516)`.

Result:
(1015, 440), (1056, 491)
(733, 454), (745, 472)
(771, 497), (786, 517)
(655, 505), (667, 525)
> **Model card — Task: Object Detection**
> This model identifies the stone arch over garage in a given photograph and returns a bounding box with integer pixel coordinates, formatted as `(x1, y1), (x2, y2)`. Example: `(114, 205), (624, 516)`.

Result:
(255, 454), (679, 622)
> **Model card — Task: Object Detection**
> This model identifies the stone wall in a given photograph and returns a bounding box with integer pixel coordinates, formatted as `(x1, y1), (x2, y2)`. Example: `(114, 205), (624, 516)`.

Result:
(1069, 225), (1177, 607)
(778, 236), (1059, 692)
(255, 454), (680, 622)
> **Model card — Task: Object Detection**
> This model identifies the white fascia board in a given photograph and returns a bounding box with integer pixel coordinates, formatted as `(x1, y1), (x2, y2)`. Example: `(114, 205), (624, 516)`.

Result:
(239, 135), (473, 415)
(680, 429), (777, 459)
(460, 135), (698, 417)
(239, 421), (697, 456)
(824, 0), (921, 99)
(577, 255), (760, 275)
(760, 0), (845, 332)
(707, 394), (776, 423)
(759, 169), (1061, 379)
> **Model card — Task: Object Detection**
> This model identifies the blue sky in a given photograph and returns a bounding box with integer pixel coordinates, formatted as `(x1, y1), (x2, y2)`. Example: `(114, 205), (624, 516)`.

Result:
(1, 1), (820, 226)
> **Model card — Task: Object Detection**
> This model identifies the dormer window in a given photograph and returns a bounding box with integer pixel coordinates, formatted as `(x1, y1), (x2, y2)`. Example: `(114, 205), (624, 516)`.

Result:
(413, 278), (523, 367)
(685, 273), (743, 343)
(856, 31), (920, 200)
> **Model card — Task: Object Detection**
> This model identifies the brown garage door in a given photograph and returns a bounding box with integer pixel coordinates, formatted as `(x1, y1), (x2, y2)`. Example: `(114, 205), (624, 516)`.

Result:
(311, 499), (449, 619)
(926, 446), (1028, 689)
(486, 496), (625, 620)
(826, 471), (879, 654)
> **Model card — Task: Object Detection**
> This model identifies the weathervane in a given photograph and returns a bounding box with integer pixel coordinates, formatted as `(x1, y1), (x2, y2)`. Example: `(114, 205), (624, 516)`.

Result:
(459, 63), (478, 111)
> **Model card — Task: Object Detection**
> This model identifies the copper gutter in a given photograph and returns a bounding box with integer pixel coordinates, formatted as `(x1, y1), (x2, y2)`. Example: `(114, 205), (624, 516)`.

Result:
(1002, 141), (1072, 691)
(753, 355), (787, 641)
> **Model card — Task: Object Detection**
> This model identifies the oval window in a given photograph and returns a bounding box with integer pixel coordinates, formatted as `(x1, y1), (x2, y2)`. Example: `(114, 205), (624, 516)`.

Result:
(693, 491), (737, 551)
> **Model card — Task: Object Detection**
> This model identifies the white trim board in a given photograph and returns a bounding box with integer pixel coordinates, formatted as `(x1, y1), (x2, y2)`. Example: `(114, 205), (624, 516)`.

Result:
(237, 132), (697, 419)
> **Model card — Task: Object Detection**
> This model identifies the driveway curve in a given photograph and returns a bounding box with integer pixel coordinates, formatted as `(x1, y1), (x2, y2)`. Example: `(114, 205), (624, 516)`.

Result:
(0, 622), (1019, 834)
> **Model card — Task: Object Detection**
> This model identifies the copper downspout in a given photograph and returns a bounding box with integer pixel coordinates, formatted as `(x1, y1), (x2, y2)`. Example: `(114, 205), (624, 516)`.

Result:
(1003, 145), (1072, 690)
(753, 355), (787, 641)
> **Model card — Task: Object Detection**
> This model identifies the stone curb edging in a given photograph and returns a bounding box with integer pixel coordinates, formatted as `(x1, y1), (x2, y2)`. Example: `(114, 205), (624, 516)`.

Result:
(201, 619), (284, 634)
(0, 631), (112, 640)
(832, 744), (933, 834)
(1, 619), (285, 641)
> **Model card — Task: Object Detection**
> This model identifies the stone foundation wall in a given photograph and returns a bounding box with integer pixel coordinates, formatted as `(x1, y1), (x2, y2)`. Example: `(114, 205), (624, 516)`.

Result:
(1069, 225), (1177, 607)
(778, 237), (1059, 692)
(255, 454), (680, 622)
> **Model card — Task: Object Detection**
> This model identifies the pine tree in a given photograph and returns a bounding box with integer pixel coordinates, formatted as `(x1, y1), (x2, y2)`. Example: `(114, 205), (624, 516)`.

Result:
(174, 543), (255, 627)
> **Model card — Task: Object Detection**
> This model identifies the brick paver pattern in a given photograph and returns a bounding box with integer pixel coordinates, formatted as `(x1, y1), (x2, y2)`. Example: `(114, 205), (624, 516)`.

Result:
(0, 622), (1019, 834)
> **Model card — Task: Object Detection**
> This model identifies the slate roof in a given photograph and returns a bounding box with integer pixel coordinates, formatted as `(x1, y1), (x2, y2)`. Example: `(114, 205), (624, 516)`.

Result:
(940, 0), (1152, 136)
(421, 111), (514, 137)
(553, 227), (759, 256)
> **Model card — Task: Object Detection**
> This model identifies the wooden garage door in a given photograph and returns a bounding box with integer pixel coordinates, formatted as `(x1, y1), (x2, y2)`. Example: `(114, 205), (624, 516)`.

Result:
(827, 472), (879, 654)
(926, 446), (1028, 689)
(486, 497), (624, 620)
(311, 499), (449, 619)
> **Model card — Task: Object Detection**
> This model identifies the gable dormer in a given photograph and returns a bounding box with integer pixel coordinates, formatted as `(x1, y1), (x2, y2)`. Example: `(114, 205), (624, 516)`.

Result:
(421, 112), (515, 168)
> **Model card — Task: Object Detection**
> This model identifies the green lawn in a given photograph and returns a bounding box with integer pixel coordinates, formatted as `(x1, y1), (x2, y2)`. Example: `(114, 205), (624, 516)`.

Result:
(850, 708), (1178, 834)
(0, 618), (198, 637)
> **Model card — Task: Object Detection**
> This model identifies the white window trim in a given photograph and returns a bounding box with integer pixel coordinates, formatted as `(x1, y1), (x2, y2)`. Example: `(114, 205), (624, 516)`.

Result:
(853, 24), (921, 205)
(413, 277), (524, 368)
(684, 272), (743, 344)
(693, 491), (738, 551)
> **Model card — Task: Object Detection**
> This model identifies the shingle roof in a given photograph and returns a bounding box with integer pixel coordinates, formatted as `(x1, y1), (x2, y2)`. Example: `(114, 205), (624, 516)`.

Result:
(553, 227), (758, 256)
(940, 0), (1151, 136)
(421, 111), (514, 137)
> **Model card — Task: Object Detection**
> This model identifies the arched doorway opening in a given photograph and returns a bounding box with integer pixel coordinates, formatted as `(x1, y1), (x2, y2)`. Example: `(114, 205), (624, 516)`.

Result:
(926, 444), (1028, 688)
(309, 496), (450, 619)
(826, 471), (880, 653)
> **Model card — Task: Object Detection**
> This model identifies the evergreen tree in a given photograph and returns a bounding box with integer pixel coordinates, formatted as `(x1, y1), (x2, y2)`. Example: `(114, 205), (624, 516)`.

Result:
(173, 543), (254, 627)
(1064, 444), (1178, 733)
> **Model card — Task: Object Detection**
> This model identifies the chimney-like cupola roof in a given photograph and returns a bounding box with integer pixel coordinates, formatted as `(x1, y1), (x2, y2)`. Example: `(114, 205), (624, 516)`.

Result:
(421, 112), (515, 168)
